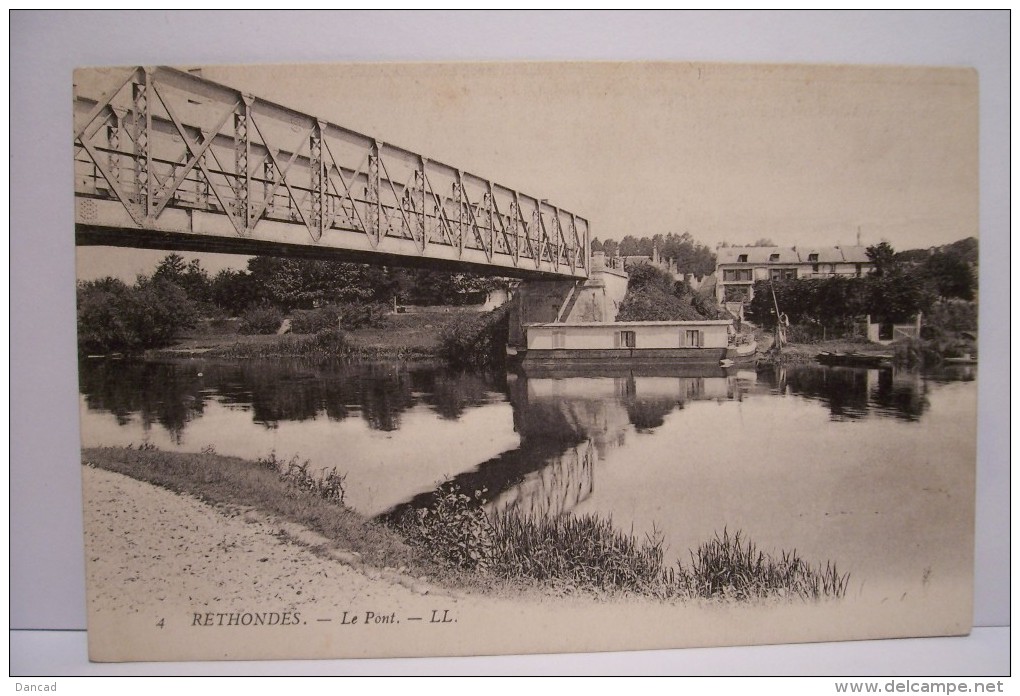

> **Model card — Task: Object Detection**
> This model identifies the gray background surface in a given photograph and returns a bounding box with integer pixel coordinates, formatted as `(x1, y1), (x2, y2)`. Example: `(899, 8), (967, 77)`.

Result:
(10, 10), (1009, 674)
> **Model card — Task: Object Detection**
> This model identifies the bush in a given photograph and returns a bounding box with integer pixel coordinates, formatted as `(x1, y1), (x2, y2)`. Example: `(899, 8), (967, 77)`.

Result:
(289, 303), (388, 334)
(239, 304), (284, 335)
(925, 300), (977, 334)
(393, 484), (494, 572)
(616, 288), (704, 321)
(626, 263), (676, 294)
(217, 327), (354, 361)
(77, 277), (198, 355)
(440, 303), (510, 369)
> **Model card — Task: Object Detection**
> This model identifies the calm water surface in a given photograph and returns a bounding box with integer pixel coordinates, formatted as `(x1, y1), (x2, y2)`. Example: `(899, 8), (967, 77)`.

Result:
(79, 358), (976, 599)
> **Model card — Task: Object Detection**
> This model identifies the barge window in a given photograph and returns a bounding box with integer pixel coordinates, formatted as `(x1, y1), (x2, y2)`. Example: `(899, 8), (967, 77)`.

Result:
(616, 330), (636, 348)
(552, 330), (566, 349)
(682, 329), (704, 348)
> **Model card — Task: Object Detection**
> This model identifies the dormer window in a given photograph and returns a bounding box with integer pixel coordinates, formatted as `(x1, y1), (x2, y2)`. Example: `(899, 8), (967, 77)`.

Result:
(808, 253), (819, 262)
(737, 254), (748, 263)
(769, 253), (780, 262)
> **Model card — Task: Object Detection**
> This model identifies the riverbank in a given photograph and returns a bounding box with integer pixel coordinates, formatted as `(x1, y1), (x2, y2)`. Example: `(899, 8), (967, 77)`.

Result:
(83, 446), (849, 603)
(82, 447), (477, 594)
(762, 340), (889, 364)
(146, 310), (468, 361)
(82, 462), (917, 663)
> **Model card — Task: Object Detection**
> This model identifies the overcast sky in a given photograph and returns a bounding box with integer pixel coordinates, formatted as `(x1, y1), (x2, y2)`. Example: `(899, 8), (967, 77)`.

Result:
(77, 61), (978, 281)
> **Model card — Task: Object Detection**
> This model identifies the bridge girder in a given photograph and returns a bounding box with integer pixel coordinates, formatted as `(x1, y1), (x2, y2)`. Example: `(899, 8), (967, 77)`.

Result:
(74, 66), (590, 280)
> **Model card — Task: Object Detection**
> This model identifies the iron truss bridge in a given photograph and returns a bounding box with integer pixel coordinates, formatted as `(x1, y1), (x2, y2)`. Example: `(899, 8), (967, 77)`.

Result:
(74, 66), (590, 280)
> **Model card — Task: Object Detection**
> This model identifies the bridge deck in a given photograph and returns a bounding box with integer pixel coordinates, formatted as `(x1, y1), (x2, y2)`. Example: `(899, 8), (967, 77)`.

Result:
(74, 66), (589, 280)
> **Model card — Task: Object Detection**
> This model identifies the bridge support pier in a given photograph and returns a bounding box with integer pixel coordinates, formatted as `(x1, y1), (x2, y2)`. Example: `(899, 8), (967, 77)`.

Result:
(509, 254), (629, 348)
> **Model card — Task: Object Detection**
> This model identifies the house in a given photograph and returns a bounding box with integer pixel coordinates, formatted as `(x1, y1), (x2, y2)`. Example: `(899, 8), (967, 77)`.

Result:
(715, 245), (874, 310)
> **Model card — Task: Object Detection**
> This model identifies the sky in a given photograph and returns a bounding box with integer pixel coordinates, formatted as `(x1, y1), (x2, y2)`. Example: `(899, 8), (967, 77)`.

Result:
(76, 61), (978, 282)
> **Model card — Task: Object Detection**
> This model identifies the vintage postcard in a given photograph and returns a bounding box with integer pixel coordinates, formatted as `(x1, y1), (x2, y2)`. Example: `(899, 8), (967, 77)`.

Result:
(74, 62), (978, 662)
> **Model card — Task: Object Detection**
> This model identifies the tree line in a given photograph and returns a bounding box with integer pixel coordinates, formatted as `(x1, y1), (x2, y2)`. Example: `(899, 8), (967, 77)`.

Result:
(591, 232), (717, 279)
(77, 253), (507, 354)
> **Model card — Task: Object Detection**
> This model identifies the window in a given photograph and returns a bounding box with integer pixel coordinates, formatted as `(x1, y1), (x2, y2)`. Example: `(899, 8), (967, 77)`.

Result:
(812, 264), (820, 273)
(552, 330), (565, 349)
(769, 253), (780, 262)
(737, 254), (748, 263)
(724, 286), (751, 303)
(723, 269), (752, 282)
(771, 268), (797, 281)
(856, 263), (863, 277)
(682, 329), (703, 348)
(616, 330), (636, 349)
(808, 253), (819, 262)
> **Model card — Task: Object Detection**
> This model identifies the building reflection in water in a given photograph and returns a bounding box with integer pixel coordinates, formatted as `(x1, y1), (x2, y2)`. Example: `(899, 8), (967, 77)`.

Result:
(380, 365), (756, 523)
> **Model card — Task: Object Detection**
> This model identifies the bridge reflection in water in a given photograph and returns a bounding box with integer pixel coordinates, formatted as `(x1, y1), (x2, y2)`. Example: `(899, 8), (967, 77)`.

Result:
(378, 365), (760, 523)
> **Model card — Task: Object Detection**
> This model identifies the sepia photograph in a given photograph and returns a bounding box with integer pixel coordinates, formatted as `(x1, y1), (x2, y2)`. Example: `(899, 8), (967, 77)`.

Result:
(71, 60), (980, 662)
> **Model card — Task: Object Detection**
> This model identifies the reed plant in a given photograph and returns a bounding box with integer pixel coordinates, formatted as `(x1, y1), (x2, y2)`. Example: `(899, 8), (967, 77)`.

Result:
(489, 512), (666, 594)
(671, 528), (850, 600)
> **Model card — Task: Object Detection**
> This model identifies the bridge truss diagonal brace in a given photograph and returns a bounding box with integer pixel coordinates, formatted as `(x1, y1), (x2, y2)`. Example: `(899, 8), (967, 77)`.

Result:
(148, 80), (239, 219)
(74, 65), (590, 281)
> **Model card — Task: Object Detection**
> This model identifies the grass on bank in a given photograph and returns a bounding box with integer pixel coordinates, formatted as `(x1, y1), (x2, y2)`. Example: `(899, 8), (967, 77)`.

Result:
(391, 484), (850, 601)
(85, 447), (850, 602)
(153, 310), (470, 362)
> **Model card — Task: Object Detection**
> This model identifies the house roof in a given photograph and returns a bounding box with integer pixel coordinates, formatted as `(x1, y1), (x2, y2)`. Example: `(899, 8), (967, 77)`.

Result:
(798, 246), (846, 263)
(717, 245), (873, 265)
(837, 246), (872, 263)
(716, 247), (798, 264)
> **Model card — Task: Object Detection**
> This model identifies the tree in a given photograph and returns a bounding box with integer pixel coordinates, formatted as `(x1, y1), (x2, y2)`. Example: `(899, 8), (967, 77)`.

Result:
(242, 257), (398, 309)
(866, 242), (897, 277)
(590, 237), (604, 252)
(152, 254), (212, 306)
(77, 275), (199, 354)
(923, 252), (975, 301)
(211, 268), (262, 315)
(752, 238), (776, 247)
(153, 253), (187, 283)
(867, 269), (934, 323)
(602, 239), (619, 257)
(618, 235), (641, 257)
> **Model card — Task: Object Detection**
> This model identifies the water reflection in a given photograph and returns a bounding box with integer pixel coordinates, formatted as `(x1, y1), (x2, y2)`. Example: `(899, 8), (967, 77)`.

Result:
(79, 358), (505, 436)
(756, 365), (930, 422)
(81, 358), (951, 522)
(79, 359), (207, 443)
(79, 356), (975, 599)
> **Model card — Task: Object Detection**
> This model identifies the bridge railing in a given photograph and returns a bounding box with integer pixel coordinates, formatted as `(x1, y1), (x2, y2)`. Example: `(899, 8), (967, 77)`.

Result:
(74, 66), (589, 278)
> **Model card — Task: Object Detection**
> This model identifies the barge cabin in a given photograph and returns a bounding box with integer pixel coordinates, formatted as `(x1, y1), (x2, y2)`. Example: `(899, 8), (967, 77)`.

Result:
(523, 320), (736, 367)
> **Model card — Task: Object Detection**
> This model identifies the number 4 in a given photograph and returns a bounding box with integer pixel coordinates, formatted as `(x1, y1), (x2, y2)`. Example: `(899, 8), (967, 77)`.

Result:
(156, 618), (165, 629)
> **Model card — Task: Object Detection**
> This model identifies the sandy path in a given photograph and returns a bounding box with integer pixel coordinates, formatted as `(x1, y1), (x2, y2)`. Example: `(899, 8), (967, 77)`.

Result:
(82, 465), (451, 618)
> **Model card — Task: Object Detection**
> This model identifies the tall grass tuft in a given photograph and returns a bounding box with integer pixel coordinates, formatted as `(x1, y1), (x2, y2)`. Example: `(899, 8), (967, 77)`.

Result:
(673, 528), (850, 601)
(216, 328), (354, 360)
(489, 513), (666, 594)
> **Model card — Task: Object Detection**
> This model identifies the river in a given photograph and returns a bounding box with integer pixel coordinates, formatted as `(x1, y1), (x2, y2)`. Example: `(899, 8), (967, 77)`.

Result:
(78, 357), (976, 603)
